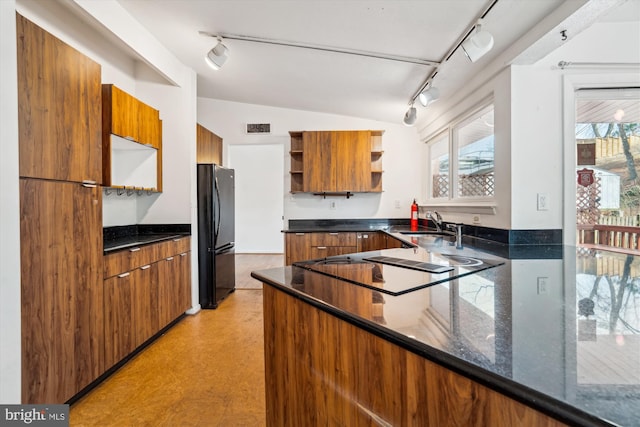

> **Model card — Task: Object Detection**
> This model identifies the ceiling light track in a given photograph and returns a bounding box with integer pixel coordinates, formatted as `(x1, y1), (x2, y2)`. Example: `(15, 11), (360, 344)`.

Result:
(558, 61), (640, 69)
(407, 0), (500, 106)
(199, 31), (440, 66)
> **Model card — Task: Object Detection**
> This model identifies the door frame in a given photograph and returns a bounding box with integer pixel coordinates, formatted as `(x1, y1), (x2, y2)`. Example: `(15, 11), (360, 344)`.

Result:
(561, 72), (640, 245)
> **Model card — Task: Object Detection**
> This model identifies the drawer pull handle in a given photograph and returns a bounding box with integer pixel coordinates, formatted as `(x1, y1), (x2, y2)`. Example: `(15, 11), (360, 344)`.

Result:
(140, 265), (151, 270)
(329, 233), (339, 236)
(317, 246), (327, 250)
(173, 238), (181, 242)
(166, 256), (174, 261)
(129, 247), (141, 252)
(180, 253), (187, 257)
(118, 272), (130, 278)
(295, 233), (305, 236)
(82, 180), (97, 188)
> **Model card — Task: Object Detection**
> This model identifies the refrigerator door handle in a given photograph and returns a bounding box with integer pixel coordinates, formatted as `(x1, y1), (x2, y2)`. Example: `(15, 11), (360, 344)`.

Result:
(214, 173), (221, 246)
(215, 242), (235, 254)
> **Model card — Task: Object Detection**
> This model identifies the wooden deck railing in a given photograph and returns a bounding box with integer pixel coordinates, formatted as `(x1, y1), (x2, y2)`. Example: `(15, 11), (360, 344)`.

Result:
(578, 224), (640, 255)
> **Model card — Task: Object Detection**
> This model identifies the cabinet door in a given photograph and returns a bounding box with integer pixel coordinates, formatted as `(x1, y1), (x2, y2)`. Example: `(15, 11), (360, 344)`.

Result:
(132, 263), (159, 348)
(138, 102), (161, 148)
(157, 256), (178, 329)
(357, 232), (386, 252)
(303, 131), (335, 192)
(20, 179), (103, 403)
(17, 14), (102, 183)
(385, 235), (406, 249)
(108, 85), (139, 141)
(334, 131), (371, 192)
(310, 232), (357, 247)
(285, 233), (311, 265)
(309, 246), (357, 259)
(104, 272), (134, 370)
(176, 252), (192, 318)
(197, 123), (223, 164)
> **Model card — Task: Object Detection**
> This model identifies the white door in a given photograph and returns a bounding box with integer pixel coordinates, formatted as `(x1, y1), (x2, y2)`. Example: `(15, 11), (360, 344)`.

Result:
(228, 144), (284, 253)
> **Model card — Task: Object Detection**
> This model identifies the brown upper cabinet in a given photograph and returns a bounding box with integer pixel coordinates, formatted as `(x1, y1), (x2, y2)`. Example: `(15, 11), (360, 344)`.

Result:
(17, 13), (102, 184)
(102, 84), (163, 191)
(103, 84), (162, 147)
(138, 101), (162, 149)
(197, 123), (223, 164)
(290, 130), (383, 194)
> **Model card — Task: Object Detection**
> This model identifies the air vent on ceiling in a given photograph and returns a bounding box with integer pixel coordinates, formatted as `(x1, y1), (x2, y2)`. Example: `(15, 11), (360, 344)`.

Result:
(246, 123), (271, 134)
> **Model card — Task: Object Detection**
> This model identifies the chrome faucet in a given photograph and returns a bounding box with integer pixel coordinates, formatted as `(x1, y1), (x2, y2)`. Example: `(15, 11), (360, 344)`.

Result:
(426, 211), (443, 232)
(446, 223), (464, 249)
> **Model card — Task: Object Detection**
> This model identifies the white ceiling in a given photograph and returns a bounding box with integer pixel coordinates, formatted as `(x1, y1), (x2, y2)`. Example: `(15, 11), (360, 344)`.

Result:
(113, 0), (637, 124)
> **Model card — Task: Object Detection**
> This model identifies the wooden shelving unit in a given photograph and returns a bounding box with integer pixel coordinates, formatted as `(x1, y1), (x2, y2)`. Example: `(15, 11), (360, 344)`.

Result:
(288, 130), (384, 194)
(289, 131), (304, 192)
(370, 130), (384, 192)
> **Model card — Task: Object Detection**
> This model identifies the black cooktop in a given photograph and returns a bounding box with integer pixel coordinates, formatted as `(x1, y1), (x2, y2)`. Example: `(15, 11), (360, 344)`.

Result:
(293, 248), (505, 296)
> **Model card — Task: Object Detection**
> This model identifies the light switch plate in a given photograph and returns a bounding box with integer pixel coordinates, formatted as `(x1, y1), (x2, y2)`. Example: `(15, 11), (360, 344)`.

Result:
(537, 277), (549, 294)
(537, 193), (549, 211)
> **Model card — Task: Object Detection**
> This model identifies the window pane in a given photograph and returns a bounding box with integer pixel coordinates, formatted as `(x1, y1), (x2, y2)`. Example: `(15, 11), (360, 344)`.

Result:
(575, 89), (640, 226)
(429, 133), (449, 198)
(455, 105), (494, 198)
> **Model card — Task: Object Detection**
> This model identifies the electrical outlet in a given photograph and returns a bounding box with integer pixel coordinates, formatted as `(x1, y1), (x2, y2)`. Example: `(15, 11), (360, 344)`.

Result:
(473, 215), (481, 224)
(537, 193), (548, 211)
(537, 277), (549, 294)
(394, 200), (401, 209)
(329, 200), (336, 210)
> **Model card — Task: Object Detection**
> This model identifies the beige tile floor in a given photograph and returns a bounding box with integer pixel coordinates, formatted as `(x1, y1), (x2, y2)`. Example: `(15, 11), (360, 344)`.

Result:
(70, 254), (283, 426)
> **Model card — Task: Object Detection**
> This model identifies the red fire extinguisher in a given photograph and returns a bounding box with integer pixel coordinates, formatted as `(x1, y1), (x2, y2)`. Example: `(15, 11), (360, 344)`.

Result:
(410, 199), (419, 231)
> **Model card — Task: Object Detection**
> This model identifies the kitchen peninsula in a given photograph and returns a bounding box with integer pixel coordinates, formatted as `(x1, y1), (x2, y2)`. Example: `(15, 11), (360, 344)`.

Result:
(252, 226), (639, 426)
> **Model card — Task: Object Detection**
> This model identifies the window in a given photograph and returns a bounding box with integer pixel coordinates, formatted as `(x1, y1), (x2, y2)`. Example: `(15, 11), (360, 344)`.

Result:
(429, 132), (449, 199)
(426, 102), (495, 202)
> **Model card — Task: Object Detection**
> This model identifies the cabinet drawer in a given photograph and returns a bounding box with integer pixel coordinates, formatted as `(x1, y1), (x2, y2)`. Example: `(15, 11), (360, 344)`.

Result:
(165, 236), (191, 257)
(104, 244), (160, 278)
(310, 232), (356, 247)
(310, 246), (357, 259)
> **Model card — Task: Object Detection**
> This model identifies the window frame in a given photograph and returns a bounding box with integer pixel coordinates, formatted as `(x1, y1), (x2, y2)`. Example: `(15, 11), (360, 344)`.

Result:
(425, 99), (496, 206)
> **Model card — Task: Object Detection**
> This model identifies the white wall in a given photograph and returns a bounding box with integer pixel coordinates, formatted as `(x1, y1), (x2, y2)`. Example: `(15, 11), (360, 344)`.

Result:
(510, 65), (564, 230)
(197, 98), (424, 226)
(0, 0), (21, 404)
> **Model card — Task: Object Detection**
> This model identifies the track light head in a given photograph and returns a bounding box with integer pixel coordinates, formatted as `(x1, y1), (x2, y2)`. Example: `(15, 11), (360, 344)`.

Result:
(403, 106), (417, 127)
(462, 21), (494, 62)
(205, 38), (229, 70)
(418, 86), (440, 107)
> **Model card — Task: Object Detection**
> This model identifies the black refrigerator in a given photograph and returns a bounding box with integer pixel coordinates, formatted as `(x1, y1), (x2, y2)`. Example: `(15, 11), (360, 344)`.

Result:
(197, 164), (236, 309)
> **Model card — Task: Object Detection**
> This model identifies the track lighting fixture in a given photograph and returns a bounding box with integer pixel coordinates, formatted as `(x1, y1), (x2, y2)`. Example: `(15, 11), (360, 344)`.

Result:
(403, 105), (417, 127)
(205, 38), (229, 70)
(403, 0), (499, 124)
(418, 86), (440, 107)
(461, 20), (494, 62)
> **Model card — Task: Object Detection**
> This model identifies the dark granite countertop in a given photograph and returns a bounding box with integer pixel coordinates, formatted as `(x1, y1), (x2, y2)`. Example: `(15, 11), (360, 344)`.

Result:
(252, 236), (640, 426)
(103, 224), (190, 253)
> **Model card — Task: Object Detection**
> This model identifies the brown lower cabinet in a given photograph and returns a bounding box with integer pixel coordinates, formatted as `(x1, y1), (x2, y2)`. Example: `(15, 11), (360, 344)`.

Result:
(262, 284), (567, 426)
(103, 237), (191, 371)
(20, 178), (104, 404)
(157, 251), (192, 330)
(285, 231), (407, 265)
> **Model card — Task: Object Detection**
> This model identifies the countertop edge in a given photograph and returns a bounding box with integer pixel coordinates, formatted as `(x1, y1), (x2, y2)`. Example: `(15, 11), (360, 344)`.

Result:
(251, 270), (616, 427)
(103, 233), (190, 254)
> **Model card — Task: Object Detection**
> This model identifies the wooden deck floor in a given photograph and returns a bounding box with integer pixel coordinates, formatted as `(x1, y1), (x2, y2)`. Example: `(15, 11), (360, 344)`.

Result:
(70, 254), (283, 426)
